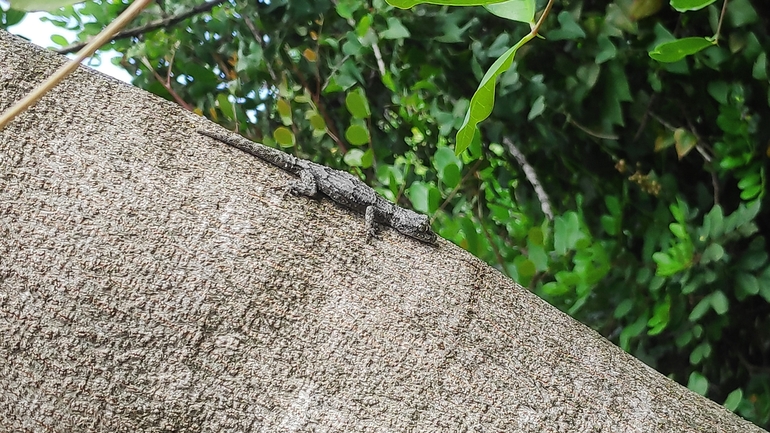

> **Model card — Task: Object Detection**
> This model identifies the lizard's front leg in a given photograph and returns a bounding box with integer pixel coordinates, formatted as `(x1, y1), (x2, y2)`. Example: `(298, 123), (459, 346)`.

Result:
(289, 169), (319, 197)
(364, 206), (386, 242)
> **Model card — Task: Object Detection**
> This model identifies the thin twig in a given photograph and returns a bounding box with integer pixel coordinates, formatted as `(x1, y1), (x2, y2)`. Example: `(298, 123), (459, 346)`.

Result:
(502, 137), (553, 220)
(56, 0), (229, 55)
(567, 113), (620, 140)
(243, 15), (278, 82)
(714, 0), (729, 44)
(0, 0), (154, 130)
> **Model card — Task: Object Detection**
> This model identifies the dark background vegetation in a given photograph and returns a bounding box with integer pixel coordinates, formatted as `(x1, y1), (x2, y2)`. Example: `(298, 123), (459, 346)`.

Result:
(3, 0), (768, 427)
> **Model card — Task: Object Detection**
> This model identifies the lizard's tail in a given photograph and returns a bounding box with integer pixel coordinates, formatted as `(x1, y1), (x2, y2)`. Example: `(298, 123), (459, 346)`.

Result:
(196, 128), (302, 174)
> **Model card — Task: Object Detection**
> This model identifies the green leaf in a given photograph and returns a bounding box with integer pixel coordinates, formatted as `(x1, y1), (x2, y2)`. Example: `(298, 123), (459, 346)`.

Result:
(736, 272), (759, 296)
(433, 147), (462, 173)
(345, 124), (370, 145)
(689, 342), (712, 365)
(527, 95), (545, 120)
(619, 315), (648, 351)
(673, 128), (697, 159)
(456, 39), (528, 155)
(710, 290), (729, 315)
(723, 389), (743, 411)
(705, 205), (724, 239)
(547, 11), (586, 41)
(595, 35), (617, 64)
(670, 0), (717, 12)
(380, 17), (411, 39)
(277, 99), (292, 125)
(345, 89), (371, 119)
(752, 52), (768, 80)
(649, 37), (714, 63)
(2, 8), (26, 26)
(689, 295), (711, 321)
(441, 164), (461, 188)
(700, 243), (724, 264)
(273, 127), (295, 147)
(669, 223), (687, 239)
(687, 372), (709, 396)
(614, 299), (634, 319)
(50, 33), (68, 47)
(647, 297), (671, 335)
(387, 0), (509, 7)
(408, 182), (441, 214)
(484, 0), (535, 23)
(343, 148), (366, 167)
(542, 281), (570, 296)
(554, 212), (585, 255)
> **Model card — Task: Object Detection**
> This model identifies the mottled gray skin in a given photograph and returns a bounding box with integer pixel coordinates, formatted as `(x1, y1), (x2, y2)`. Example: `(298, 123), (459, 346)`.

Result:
(197, 128), (438, 245)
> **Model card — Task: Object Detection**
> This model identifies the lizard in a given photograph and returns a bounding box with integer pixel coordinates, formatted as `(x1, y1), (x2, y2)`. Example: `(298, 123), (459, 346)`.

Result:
(196, 127), (438, 245)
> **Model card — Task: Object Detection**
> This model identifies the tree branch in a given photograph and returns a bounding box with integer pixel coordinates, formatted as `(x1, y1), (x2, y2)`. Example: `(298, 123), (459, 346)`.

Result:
(55, 0), (229, 55)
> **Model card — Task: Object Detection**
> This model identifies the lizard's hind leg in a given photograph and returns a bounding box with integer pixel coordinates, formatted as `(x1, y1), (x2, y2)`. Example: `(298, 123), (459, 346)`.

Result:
(289, 170), (319, 197)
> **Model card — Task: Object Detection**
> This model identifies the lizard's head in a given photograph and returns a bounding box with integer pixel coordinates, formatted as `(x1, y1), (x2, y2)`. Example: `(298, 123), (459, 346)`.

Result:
(392, 209), (438, 245)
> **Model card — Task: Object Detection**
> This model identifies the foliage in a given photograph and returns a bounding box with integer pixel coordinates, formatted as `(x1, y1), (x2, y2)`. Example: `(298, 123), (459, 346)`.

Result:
(4, 0), (769, 427)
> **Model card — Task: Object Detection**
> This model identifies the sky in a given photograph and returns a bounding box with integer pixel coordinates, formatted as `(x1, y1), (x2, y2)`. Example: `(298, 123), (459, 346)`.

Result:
(7, 10), (133, 83)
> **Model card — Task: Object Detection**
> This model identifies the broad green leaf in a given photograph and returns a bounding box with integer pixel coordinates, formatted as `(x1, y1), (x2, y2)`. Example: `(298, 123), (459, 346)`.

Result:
(408, 182), (441, 214)
(630, 0), (663, 20)
(433, 147), (462, 173)
(277, 99), (292, 125)
(345, 124), (370, 145)
(736, 272), (759, 295)
(345, 89), (371, 119)
(380, 17), (411, 39)
(614, 299), (634, 319)
(649, 37), (714, 63)
(527, 95), (545, 120)
(705, 205), (724, 239)
(619, 315), (648, 350)
(689, 342), (711, 365)
(687, 372), (709, 396)
(441, 164), (461, 187)
(456, 39), (528, 154)
(484, 0), (535, 23)
(547, 11), (586, 41)
(688, 295), (711, 321)
(647, 297), (671, 335)
(700, 243), (724, 264)
(752, 52), (767, 80)
(2, 8), (26, 26)
(461, 216), (481, 254)
(273, 127), (295, 147)
(669, 223), (687, 239)
(308, 113), (327, 132)
(673, 128), (697, 159)
(387, 0), (509, 7)
(50, 33), (68, 47)
(542, 281), (570, 296)
(670, 0), (717, 12)
(554, 212), (585, 255)
(516, 258), (536, 278)
(343, 148), (366, 167)
(595, 35), (617, 64)
(710, 290), (729, 315)
(9, 0), (82, 11)
(723, 389), (743, 411)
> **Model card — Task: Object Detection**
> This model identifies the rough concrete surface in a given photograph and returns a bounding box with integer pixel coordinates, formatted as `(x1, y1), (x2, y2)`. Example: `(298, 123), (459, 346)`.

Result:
(0, 29), (765, 432)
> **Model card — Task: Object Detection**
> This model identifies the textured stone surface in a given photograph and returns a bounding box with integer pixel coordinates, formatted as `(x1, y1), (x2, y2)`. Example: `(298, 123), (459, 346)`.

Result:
(0, 29), (765, 432)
